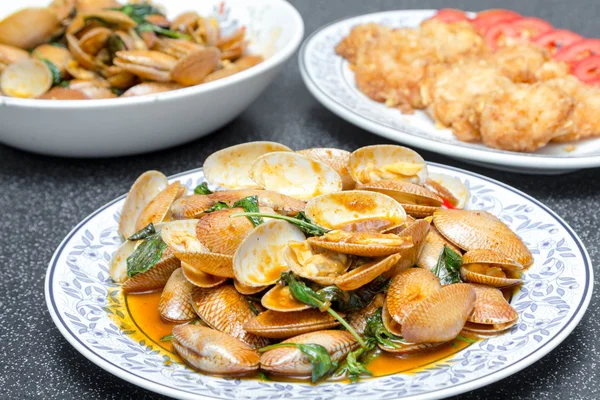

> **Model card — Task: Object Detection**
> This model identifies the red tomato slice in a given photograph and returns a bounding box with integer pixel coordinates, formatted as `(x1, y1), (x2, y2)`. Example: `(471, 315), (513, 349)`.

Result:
(533, 29), (584, 55)
(572, 55), (600, 86)
(555, 39), (600, 65)
(429, 9), (470, 23)
(473, 9), (521, 34)
(485, 17), (553, 50)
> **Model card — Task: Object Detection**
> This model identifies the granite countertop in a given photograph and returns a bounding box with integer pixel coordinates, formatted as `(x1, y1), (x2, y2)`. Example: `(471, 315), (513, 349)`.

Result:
(0, 0), (598, 399)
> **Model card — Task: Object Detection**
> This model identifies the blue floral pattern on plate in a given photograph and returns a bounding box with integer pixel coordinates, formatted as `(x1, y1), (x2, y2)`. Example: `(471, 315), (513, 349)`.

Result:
(45, 164), (592, 400)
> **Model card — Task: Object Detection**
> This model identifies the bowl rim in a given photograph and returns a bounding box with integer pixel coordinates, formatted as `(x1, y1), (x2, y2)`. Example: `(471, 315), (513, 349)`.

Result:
(0, 0), (304, 109)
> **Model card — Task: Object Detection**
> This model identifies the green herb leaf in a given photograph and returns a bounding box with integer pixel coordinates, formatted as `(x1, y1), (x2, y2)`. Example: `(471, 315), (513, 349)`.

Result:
(259, 343), (337, 383)
(193, 183), (213, 195)
(455, 335), (477, 343)
(115, 4), (164, 24)
(204, 201), (230, 213)
(364, 308), (404, 349)
(248, 300), (259, 316)
(233, 196), (262, 227)
(126, 232), (167, 277)
(160, 334), (173, 342)
(257, 371), (270, 381)
(318, 276), (390, 313)
(136, 22), (191, 40)
(433, 245), (463, 285)
(230, 212), (330, 236)
(127, 223), (156, 241)
(41, 59), (62, 85)
(58, 80), (70, 88)
(107, 33), (126, 61)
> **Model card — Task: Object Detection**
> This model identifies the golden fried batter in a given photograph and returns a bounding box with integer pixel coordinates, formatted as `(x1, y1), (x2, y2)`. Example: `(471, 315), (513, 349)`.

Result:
(489, 44), (569, 83)
(480, 82), (574, 152)
(419, 20), (487, 63)
(335, 23), (391, 64)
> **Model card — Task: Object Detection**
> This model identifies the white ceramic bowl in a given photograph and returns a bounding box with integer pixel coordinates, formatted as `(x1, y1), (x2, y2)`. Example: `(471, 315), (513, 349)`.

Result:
(0, 0), (303, 157)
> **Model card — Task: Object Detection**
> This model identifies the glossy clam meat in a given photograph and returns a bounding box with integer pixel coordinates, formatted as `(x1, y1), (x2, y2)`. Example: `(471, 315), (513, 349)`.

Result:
(348, 145), (428, 185)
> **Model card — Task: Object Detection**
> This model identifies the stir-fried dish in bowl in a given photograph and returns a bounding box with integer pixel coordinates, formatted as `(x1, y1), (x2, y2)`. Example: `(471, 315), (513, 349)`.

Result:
(109, 142), (533, 382)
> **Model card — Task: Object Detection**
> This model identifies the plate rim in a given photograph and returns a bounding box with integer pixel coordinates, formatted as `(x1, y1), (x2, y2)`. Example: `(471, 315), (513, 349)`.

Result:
(45, 163), (594, 400)
(298, 9), (600, 171)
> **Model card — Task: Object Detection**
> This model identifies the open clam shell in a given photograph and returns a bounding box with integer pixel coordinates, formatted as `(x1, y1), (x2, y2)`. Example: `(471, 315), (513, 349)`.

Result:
(284, 241), (350, 286)
(297, 148), (355, 190)
(464, 284), (518, 333)
(244, 309), (341, 339)
(122, 247), (181, 294)
(426, 173), (470, 209)
(181, 261), (227, 288)
(119, 171), (168, 239)
(172, 325), (259, 376)
(134, 181), (184, 232)
(387, 268), (441, 325)
(433, 209), (533, 267)
(348, 145), (428, 185)
(416, 226), (462, 271)
(249, 152), (343, 200)
(460, 249), (524, 288)
(307, 230), (412, 257)
(347, 293), (385, 336)
(384, 219), (431, 277)
(108, 239), (137, 283)
(334, 253), (402, 291)
(234, 279), (268, 295)
(381, 301), (403, 336)
(401, 283), (476, 344)
(261, 284), (311, 312)
(233, 220), (305, 287)
(357, 180), (442, 218)
(203, 141), (292, 189)
(0, 8), (61, 50)
(158, 268), (197, 323)
(259, 330), (358, 378)
(0, 58), (52, 98)
(190, 284), (269, 348)
(305, 190), (407, 232)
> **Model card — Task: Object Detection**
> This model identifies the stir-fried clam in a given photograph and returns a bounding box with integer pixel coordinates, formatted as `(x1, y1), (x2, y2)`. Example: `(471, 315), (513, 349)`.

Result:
(110, 141), (532, 382)
(0, 0), (264, 99)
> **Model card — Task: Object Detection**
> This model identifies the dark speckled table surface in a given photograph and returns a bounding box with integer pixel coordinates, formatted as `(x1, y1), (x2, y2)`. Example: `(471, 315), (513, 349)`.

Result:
(1, 0), (599, 399)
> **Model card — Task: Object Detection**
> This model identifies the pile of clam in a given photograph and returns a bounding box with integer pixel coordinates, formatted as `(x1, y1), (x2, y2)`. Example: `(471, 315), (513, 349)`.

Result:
(0, 0), (262, 99)
(110, 141), (533, 380)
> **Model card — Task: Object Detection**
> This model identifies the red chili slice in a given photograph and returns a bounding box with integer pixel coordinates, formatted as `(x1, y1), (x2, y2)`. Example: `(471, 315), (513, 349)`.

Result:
(533, 29), (584, 55)
(555, 39), (600, 65)
(472, 9), (521, 34)
(485, 17), (553, 50)
(572, 55), (600, 86)
(429, 9), (470, 23)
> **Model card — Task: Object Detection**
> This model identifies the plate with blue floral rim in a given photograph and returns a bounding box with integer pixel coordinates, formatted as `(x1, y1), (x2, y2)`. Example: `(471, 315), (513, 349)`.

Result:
(45, 163), (593, 400)
(299, 9), (600, 175)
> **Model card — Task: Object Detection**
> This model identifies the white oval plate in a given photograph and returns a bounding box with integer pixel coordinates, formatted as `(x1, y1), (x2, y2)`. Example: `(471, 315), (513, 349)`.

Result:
(46, 164), (592, 399)
(299, 10), (600, 174)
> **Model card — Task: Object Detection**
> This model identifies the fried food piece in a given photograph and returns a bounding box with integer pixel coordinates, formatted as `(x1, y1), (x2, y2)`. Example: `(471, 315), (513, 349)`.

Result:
(489, 44), (570, 83)
(421, 60), (513, 142)
(419, 20), (487, 63)
(335, 23), (391, 64)
(354, 28), (433, 111)
(479, 82), (574, 152)
(546, 76), (600, 142)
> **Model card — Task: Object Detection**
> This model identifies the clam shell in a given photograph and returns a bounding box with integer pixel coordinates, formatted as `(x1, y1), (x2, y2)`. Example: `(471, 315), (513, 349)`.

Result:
(381, 301), (403, 336)
(249, 152), (343, 200)
(244, 309), (341, 339)
(233, 220), (306, 287)
(308, 230), (412, 257)
(261, 284), (311, 312)
(171, 47), (220, 86)
(305, 190), (407, 232)
(108, 239), (136, 283)
(357, 180), (442, 206)
(346, 293), (385, 336)
(181, 261), (227, 288)
(135, 181), (184, 232)
(122, 247), (181, 293)
(1, 58), (52, 98)
(190, 284), (269, 348)
(416, 226), (462, 271)
(161, 219), (205, 253)
(348, 145), (428, 185)
(158, 268), (197, 323)
(297, 148), (355, 190)
(384, 219), (431, 277)
(203, 141), (292, 189)
(466, 284), (519, 328)
(284, 241), (350, 286)
(386, 268), (441, 325)
(426, 173), (470, 209)
(0, 8), (61, 50)
(177, 252), (234, 278)
(460, 266), (522, 288)
(259, 330), (358, 378)
(401, 283), (476, 344)
(462, 249), (524, 271)
(433, 209), (533, 267)
(334, 253), (402, 291)
(378, 341), (443, 354)
(172, 325), (259, 376)
(234, 279), (268, 295)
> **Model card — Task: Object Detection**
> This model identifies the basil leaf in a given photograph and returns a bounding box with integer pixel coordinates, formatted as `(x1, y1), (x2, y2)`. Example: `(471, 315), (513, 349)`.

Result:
(136, 22), (191, 40)
(259, 343), (337, 383)
(204, 201), (230, 213)
(455, 335), (477, 343)
(127, 223), (156, 241)
(193, 183), (213, 195)
(115, 4), (164, 24)
(126, 232), (167, 277)
(107, 33), (126, 61)
(319, 276), (390, 313)
(160, 334), (173, 342)
(365, 308), (404, 349)
(233, 196), (262, 227)
(257, 371), (270, 381)
(41, 59), (62, 85)
(58, 80), (70, 88)
(433, 245), (463, 285)
(230, 212), (329, 236)
(247, 300), (259, 316)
